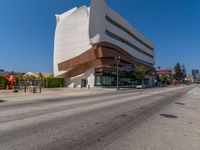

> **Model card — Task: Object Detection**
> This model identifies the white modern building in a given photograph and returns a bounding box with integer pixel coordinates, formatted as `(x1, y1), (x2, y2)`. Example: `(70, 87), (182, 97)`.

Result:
(54, 0), (155, 88)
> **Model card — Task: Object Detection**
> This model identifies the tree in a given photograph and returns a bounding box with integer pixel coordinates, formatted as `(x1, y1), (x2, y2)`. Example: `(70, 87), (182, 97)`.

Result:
(159, 74), (171, 85)
(174, 63), (184, 81)
(24, 75), (36, 81)
(37, 72), (44, 80)
(132, 65), (149, 82)
(14, 73), (24, 81)
(0, 76), (8, 89)
(14, 73), (24, 86)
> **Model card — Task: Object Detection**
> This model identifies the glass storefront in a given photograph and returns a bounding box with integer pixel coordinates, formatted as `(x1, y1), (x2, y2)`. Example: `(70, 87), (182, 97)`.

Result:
(95, 75), (116, 86)
(102, 76), (115, 86)
(95, 75), (149, 87)
(95, 76), (101, 86)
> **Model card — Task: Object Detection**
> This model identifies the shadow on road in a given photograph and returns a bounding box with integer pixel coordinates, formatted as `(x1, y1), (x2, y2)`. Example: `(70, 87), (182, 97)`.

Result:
(0, 100), (6, 103)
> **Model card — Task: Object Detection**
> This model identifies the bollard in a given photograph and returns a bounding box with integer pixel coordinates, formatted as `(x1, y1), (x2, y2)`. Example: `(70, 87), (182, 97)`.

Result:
(24, 85), (27, 93)
(33, 86), (36, 93)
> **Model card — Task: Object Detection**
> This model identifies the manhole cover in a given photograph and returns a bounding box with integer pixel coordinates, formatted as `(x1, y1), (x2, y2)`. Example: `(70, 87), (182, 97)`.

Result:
(175, 102), (185, 105)
(160, 114), (178, 119)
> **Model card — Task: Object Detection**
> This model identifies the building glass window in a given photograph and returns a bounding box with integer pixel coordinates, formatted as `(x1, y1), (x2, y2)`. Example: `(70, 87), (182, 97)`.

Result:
(95, 76), (101, 86)
(105, 30), (154, 64)
(95, 76), (116, 86)
(102, 76), (113, 86)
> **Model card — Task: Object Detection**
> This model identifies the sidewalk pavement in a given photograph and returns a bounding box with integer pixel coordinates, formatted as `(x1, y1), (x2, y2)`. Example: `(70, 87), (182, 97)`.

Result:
(0, 88), (115, 102)
(0, 85), (194, 103)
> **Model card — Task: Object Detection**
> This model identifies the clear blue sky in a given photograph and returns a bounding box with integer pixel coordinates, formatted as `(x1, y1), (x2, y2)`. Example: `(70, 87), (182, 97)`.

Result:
(0, 0), (199, 73)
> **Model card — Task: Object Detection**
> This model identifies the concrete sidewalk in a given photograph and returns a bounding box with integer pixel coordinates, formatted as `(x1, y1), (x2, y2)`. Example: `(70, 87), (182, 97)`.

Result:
(0, 85), (193, 103)
(0, 88), (115, 102)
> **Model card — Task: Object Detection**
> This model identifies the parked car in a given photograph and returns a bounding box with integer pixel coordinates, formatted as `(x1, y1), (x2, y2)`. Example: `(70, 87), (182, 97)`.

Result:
(158, 84), (166, 87)
(136, 85), (146, 89)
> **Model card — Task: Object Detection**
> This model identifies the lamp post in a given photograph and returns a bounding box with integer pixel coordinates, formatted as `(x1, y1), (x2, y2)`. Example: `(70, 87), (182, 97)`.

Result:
(115, 56), (120, 90)
(152, 72), (155, 87)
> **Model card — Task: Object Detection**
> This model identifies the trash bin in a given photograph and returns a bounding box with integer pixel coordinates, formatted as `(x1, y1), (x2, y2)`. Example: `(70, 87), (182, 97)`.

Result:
(33, 86), (37, 93)
(13, 86), (18, 93)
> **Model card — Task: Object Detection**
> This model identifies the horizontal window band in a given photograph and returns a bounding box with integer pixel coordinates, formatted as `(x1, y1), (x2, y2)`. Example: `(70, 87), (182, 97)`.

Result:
(105, 15), (154, 51)
(105, 30), (154, 59)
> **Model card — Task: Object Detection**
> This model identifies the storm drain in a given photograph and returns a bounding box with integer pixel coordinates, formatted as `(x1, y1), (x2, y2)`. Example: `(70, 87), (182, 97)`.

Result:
(160, 114), (178, 119)
(175, 102), (185, 105)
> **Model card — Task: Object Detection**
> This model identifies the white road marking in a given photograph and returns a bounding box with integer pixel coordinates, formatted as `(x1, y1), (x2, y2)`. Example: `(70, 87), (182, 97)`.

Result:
(187, 87), (198, 95)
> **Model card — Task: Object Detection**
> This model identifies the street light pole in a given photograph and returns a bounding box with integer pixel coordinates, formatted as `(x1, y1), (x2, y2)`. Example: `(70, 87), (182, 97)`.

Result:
(115, 56), (120, 90)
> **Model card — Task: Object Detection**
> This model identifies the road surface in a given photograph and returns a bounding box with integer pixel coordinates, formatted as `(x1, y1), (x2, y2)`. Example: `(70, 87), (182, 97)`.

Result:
(0, 85), (199, 150)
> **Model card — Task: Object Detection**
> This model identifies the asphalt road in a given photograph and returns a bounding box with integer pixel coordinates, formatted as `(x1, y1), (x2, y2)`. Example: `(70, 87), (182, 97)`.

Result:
(0, 85), (195, 150)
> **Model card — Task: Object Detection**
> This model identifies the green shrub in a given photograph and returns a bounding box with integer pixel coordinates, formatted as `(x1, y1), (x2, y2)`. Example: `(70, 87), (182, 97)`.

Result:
(45, 78), (64, 88)
(0, 77), (7, 89)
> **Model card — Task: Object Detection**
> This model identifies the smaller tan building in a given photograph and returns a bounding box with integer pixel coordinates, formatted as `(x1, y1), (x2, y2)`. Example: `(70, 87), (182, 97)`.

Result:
(23, 72), (52, 78)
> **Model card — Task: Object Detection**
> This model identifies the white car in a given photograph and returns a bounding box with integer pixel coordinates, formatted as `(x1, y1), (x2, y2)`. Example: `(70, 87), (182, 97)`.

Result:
(136, 85), (146, 89)
(136, 84), (149, 89)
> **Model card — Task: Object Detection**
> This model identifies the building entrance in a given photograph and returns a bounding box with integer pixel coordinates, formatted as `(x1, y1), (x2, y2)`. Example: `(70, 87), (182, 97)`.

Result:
(81, 79), (87, 88)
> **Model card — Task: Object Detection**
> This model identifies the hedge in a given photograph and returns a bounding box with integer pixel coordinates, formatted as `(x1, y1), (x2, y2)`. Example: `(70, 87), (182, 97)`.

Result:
(0, 77), (7, 89)
(45, 78), (64, 88)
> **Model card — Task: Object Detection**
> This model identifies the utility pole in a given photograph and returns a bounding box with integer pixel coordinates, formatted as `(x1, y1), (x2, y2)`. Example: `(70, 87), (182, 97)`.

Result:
(115, 56), (120, 90)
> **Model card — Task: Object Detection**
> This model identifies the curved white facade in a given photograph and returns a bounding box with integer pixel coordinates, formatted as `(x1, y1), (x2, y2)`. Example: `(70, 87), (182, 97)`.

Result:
(54, 6), (91, 77)
(54, 0), (155, 87)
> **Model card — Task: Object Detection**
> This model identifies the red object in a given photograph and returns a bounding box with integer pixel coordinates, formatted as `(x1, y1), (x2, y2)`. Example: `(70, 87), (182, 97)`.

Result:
(2, 72), (16, 89)
(156, 69), (172, 75)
